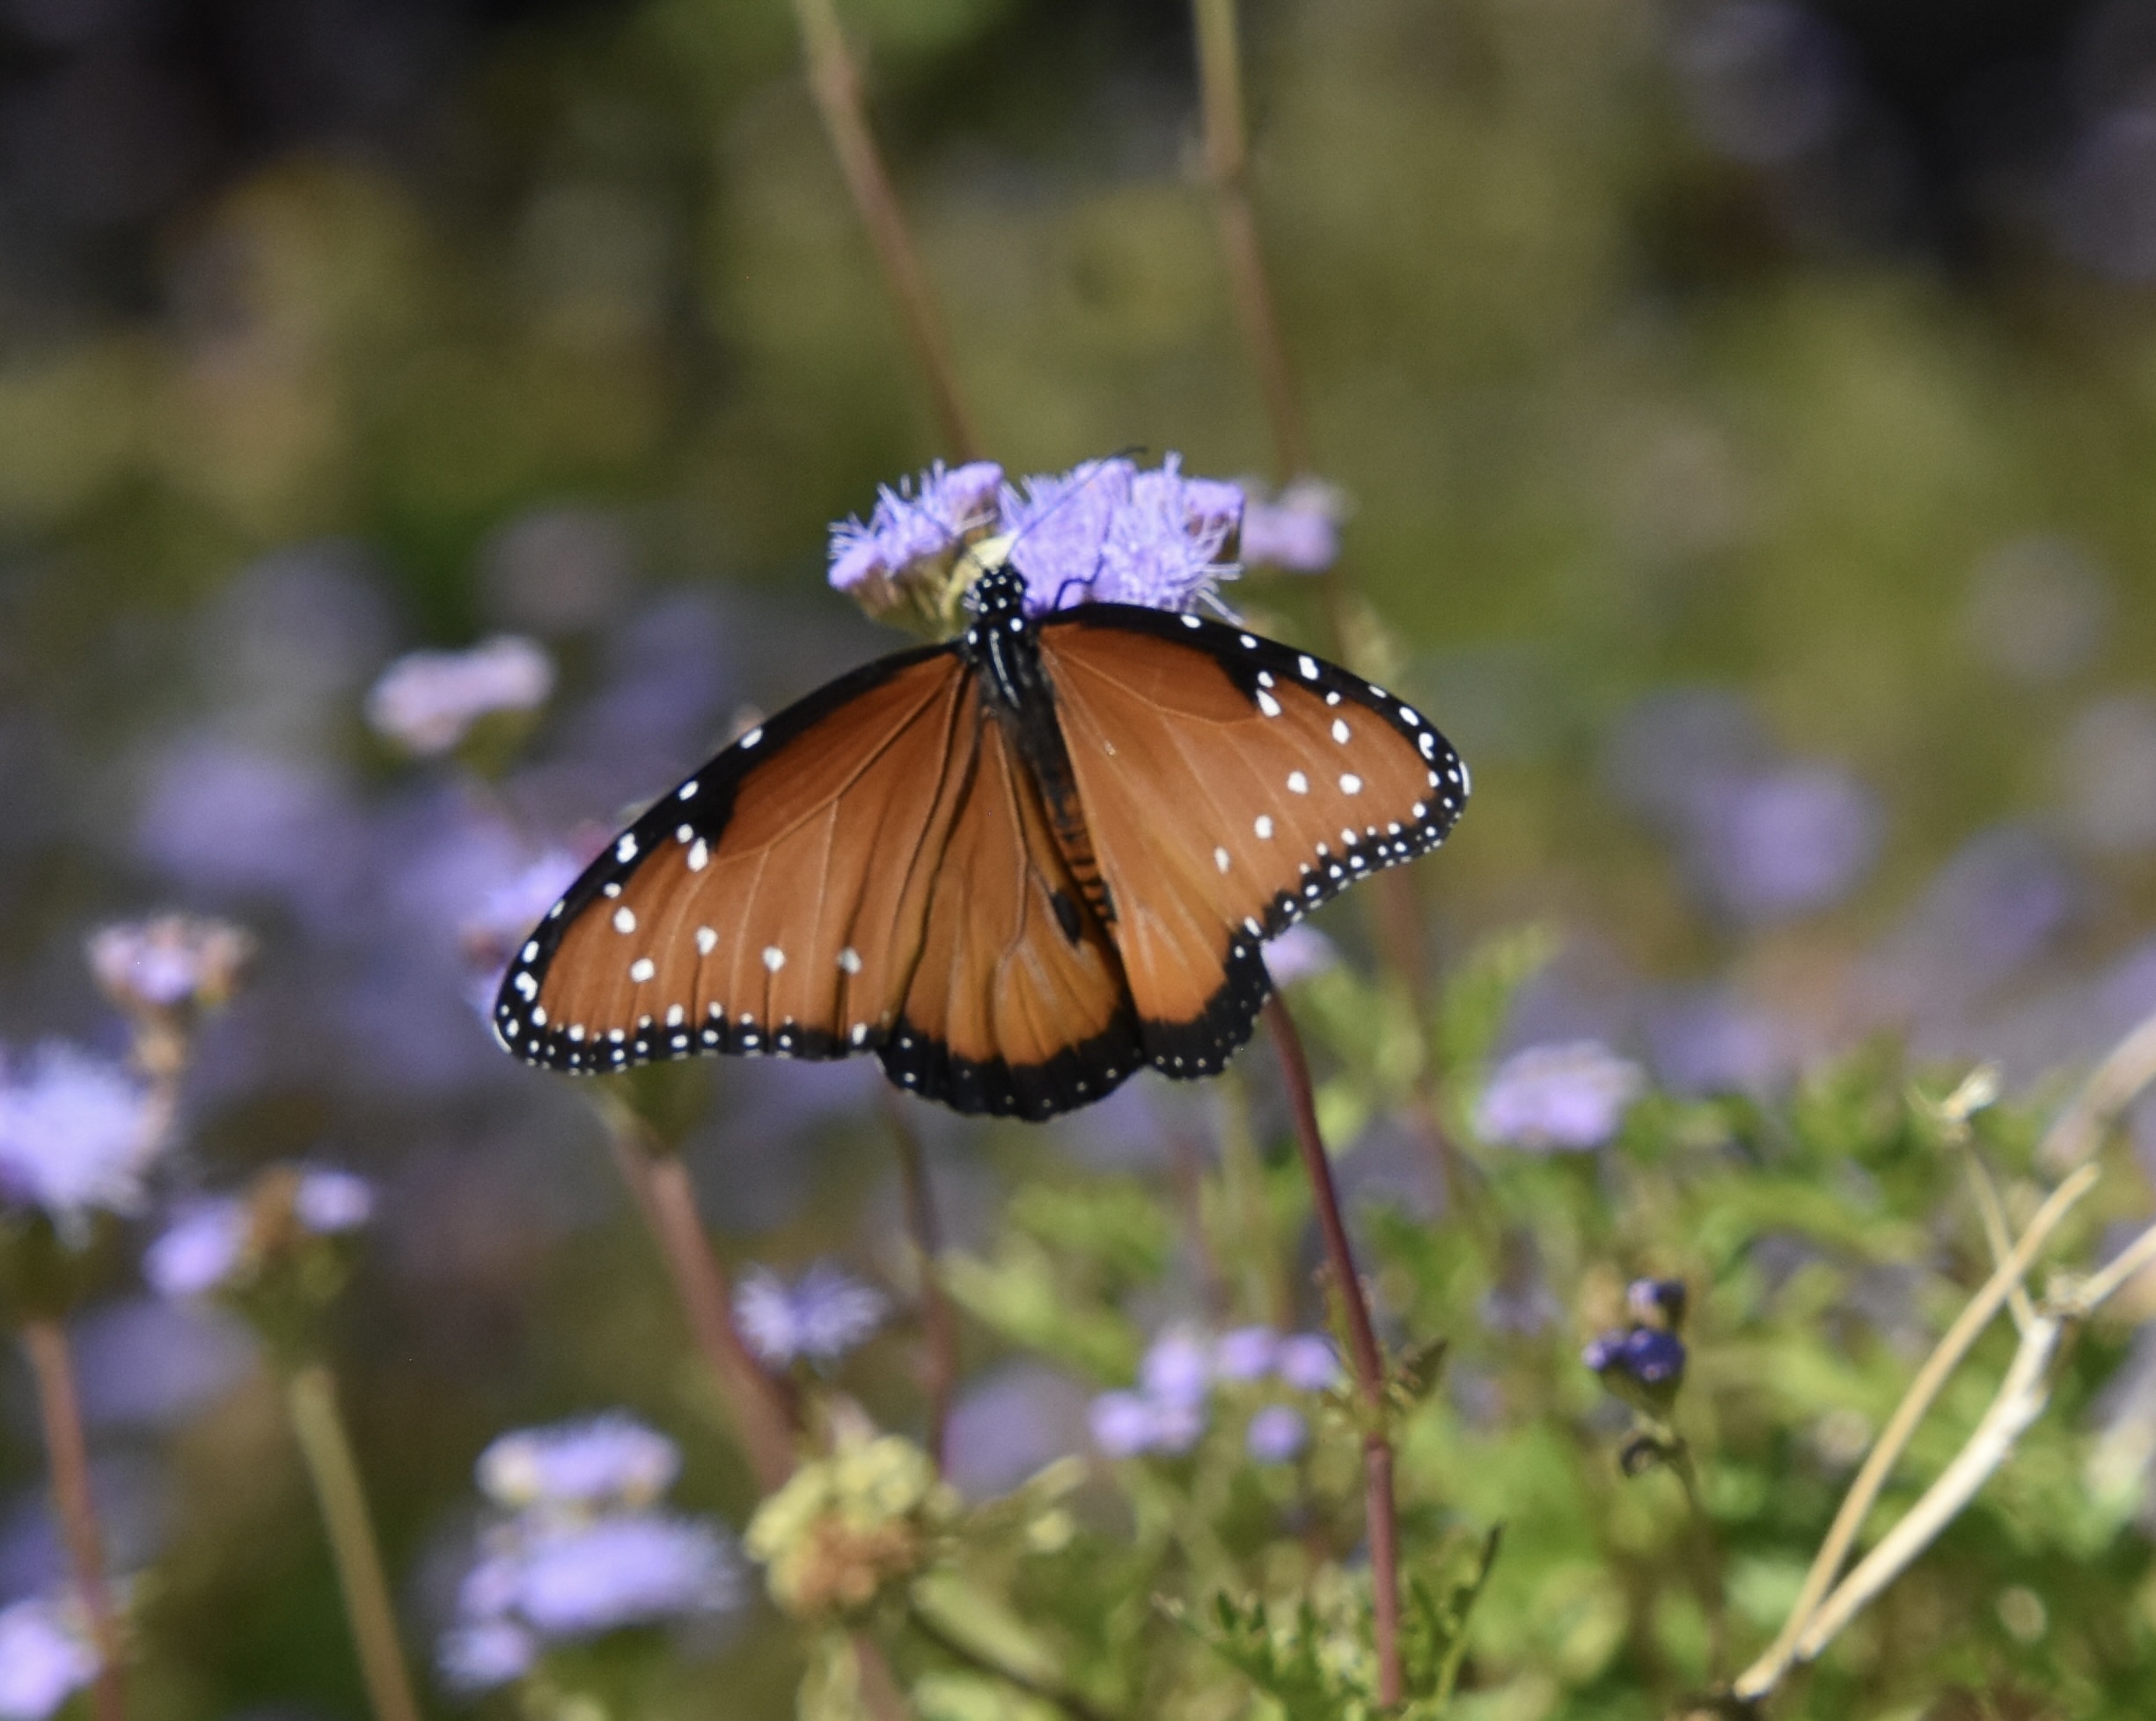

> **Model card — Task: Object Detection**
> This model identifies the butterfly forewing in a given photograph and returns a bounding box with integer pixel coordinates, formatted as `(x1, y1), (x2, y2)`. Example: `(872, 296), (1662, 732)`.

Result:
(495, 647), (972, 1071)
(1039, 606), (1465, 1074)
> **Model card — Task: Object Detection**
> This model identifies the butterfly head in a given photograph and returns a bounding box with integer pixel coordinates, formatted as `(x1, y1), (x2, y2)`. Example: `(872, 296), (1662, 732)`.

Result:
(962, 558), (1030, 627)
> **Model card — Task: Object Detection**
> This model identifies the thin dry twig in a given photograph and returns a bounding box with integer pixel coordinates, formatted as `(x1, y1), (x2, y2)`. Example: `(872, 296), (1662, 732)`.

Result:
(788, 0), (979, 459)
(1265, 995), (1403, 1706)
(1731, 1161), (2100, 1701)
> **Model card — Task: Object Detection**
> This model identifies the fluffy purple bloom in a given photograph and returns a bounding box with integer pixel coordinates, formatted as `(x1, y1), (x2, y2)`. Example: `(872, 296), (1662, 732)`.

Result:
(1274, 1334), (1343, 1393)
(294, 1168), (374, 1233)
(1138, 1329), (1213, 1407)
(0, 1044), (162, 1223)
(365, 636), (554, 758)
(436, 1620), (537, 1693)
(1002, 455), (1242, 614)
(501, 1514), (740, 1637)
(478, 1415), (681, 1512)
(1213, 1326), (1279, 1381)
(1584, 1327), (1687, 1388)
(1245, 1404), (1309, 1465)
(1688, 765), (1880, 922)
(828, 461), (1006, 595)
(143, 1199), (248, 1299)
(1476, 1041), (1645, 1152)
(1627, 1278), (1688, 1331)
(1239, 480), (1342, 573)
(1086, 1389), (1205, 1458)
(86, 916), (253, 1013)
(733, 1262), (887, 1366)
(0, 1593), (97, 1720)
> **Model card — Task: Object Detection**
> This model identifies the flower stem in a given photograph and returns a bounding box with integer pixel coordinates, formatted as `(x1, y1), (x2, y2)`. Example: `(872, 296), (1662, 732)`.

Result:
(1263, 996), (1402, 1705)
(788, 0), (979, 460)
(284, 1364), (425, 1721)
(884, 1097), (958, 1470)
(1191, 0), (1308, 483)
(20, 1318), (125, 1721)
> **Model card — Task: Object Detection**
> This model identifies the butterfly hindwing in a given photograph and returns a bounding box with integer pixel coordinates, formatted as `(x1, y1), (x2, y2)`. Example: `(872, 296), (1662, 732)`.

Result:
(1038, 605), (1466, 1075)
(495, 645), (972, 1072)
(881, 707), (1142, 1118)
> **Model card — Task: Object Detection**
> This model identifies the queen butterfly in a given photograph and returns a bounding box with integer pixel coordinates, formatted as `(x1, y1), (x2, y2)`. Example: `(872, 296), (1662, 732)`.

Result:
(492, 555), (1466, 1120)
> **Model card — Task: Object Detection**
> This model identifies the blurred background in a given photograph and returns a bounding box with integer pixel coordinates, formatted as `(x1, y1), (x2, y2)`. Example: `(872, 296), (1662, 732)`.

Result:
(6, 0), (2156, 1711)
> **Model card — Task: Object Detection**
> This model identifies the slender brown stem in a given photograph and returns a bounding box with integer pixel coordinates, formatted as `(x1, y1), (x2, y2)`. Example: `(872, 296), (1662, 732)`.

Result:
(21, 1319), (125, 1721)
(601, 1106), (799, 1492)
(1263, 996), (1402, 1704)
(789, 0), (979, 459)
(884, 1096), (958, 1469)
(284, 1365), (426, 1721)
(1192, 0), (1308, 482)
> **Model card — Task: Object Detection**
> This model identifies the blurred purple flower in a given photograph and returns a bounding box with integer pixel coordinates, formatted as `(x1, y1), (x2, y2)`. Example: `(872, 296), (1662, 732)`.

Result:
(1476, 1041), (1645, 1152)
(1245, 1405), (1309, 1465)
(828, 460), (1006, 596)
(294, 1168), (374, 1233)
(365, 636), (554, 758)
(1085, 1388), (1204, 1458)
(1138, 1329), (1212, 1407)
(943, 1364), (1090, 1500)
(1238, 479), (1342, 573)
(1274, 1334), (1343, 1393)
(70, 1298), (253, 1431)
(733, 1263), (886, 1366)
(1263, 926), (1338, 987)
(436, 1619), (537, 1693)
(1676, 1), (1846, 166)
(0, 1044), (162, 1223)
(459, 849), (587, 992)
(1687, 764), (1880, 922)
(136, 737), (359, 908)
(1213, 1326), (1279, 1381)
(1627, 1278), (1688, 1331)
(1647, 988), (1790, 1097)
(143, 1200), (246, 1299)
(461, 1513), (739, 1642)
(86, 915), (253, 1014)
(478, 1415), (681, 1512)
(1583, 1327), (1686, 1388)
(1003, 455), (1241, 614)
(0, 1593), (96, 1721)
(1866, 826), (2077, 1022)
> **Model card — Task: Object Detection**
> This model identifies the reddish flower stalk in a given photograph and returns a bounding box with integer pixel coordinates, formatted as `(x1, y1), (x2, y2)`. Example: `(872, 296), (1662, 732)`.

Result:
(21, 1319), (126, 1721)
(1264, 996), (1403, 1704)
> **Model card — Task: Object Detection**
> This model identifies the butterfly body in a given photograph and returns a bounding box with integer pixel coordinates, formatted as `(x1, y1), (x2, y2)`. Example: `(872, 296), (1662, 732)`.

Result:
(495, 562), (1466, 1120)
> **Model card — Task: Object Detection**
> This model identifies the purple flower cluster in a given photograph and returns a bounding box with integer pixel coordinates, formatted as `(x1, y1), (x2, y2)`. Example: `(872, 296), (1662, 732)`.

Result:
(143, 1168), (374, 1300)
(0, 1043), (163, 1225)
(1238, 478), (1343, 573)
(365, 635), (555, 758)
(86, 915), (254, 1014)
(1088, 1325), (1340, 1462)
(0, 1592), (97, 1721)
(1583, 1276), (1691, 1407)
(1475, 1041), (1646, 1152)
(733, 1262), (887, 1367)
(439, 1410), (741, 1693)
(828, 455), (1246, 620)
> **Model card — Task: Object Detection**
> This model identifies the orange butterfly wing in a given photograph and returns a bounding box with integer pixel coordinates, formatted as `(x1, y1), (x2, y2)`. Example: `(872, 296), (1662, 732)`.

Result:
(494, 644), (1140, 1117)
(1038, 606), (1466, 1075)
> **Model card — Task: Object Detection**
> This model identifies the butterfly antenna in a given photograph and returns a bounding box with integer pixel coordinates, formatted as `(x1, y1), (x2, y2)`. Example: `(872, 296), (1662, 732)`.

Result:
(989, 445), (1150, 610)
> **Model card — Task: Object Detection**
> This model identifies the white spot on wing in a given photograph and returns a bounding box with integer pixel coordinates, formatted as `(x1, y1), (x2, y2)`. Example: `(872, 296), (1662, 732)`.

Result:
(1181, 614), (1201, 630)
(1214, 846), (1231, 874)
(1298, 655), (1319, 679)
(1287, 771), (1309, 795)
(1341, 773), (1363, 795)
(666, 1004), (685, 1027)
(616, 835), (638, 861)
(838, 947), (862, 973)
(629, 958), (655, 983)
(612, 906), (636, 934)
(762, 946), (787, 972)
(740, 727), (763, 749)
(688, 839), (708, 871)
(696, 926), (718, 955)
(1331, 718), (1351, 743)
(522, 940), (539, 962)
(1257, 691), (1282, 718)
(1255, 815), (1274, 839)
(678, 780), (699, 799)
